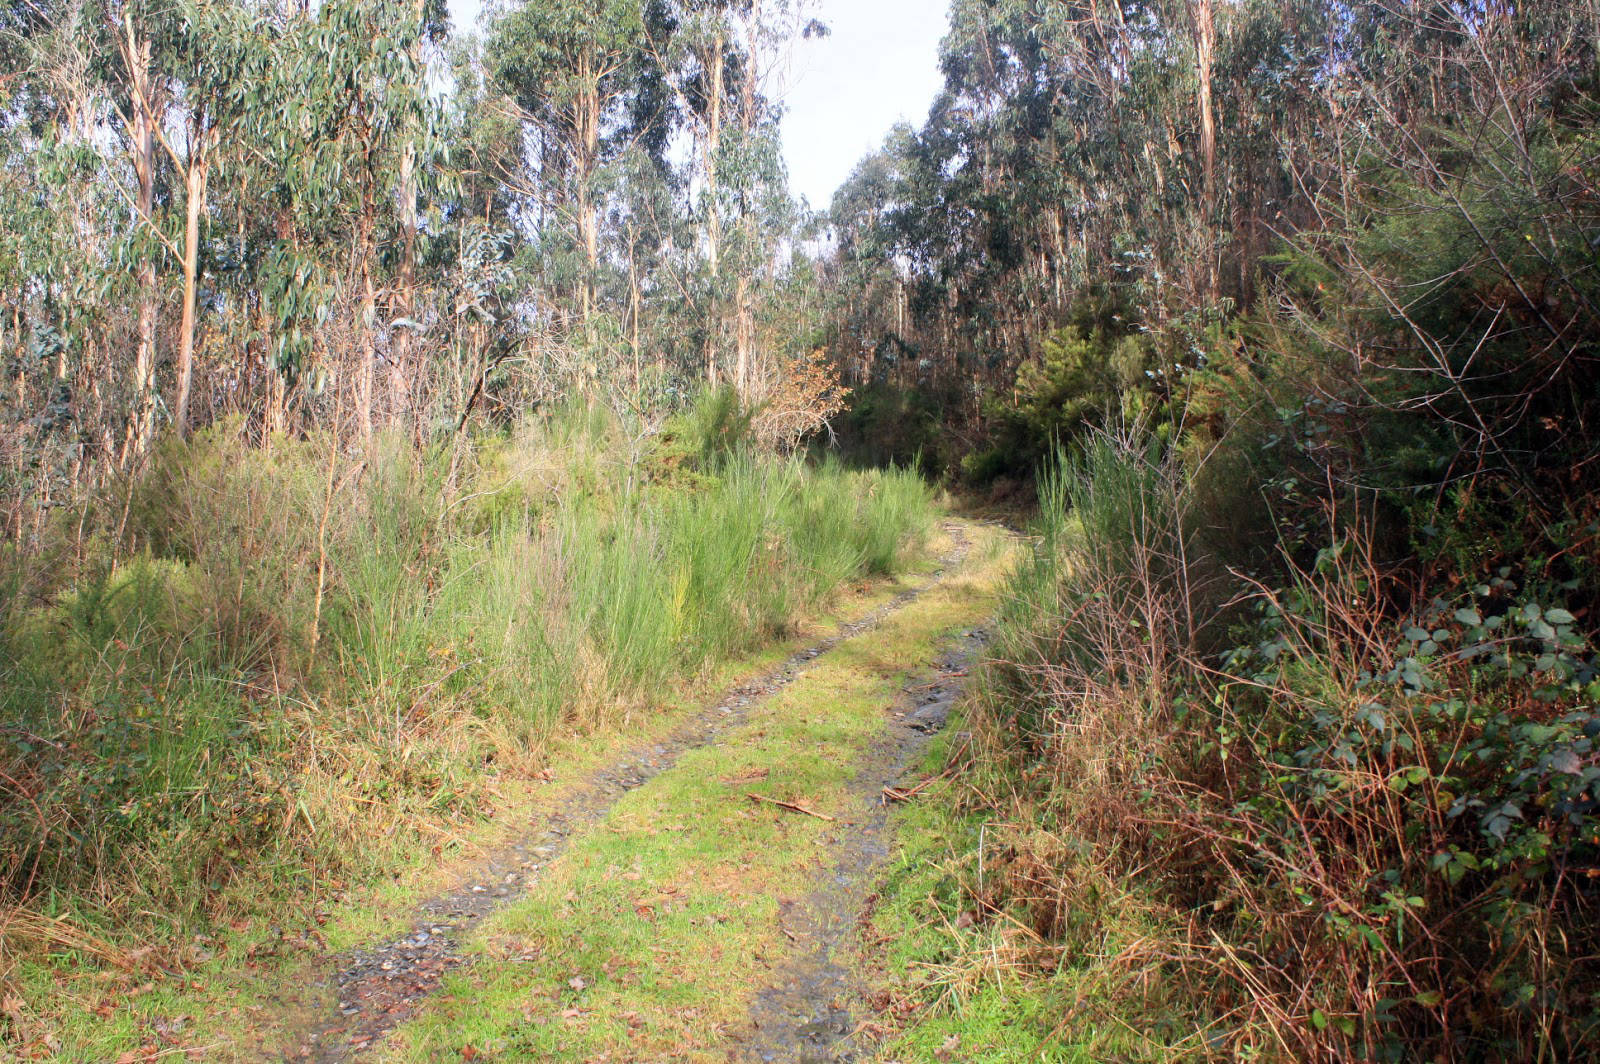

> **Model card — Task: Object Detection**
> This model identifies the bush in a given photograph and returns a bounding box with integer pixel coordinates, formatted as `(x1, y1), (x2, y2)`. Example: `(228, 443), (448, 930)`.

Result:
(0, 403), (934, 943)
(961, 326), (1159, 485)
(958, 433), (1600, 1060)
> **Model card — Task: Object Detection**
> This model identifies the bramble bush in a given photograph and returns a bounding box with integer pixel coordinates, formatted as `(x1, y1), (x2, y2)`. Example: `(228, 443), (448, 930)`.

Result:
(959, 435), (1600, 1060)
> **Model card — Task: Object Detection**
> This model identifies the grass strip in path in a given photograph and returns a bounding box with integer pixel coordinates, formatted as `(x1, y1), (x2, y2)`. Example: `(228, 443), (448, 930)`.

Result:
(375, 522), (1015, 1062)
(14, 525), (955, 1063)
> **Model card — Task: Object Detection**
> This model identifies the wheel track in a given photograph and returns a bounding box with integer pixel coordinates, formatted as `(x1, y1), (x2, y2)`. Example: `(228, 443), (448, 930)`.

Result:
(737, 602), (995, 1063)
(282, 523), (972, 1061)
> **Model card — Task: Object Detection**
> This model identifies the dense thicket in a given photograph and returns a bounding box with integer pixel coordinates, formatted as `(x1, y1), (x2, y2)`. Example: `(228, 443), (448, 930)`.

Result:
(823, 0), (1600, 519)
(820, 0), (1600, 1058)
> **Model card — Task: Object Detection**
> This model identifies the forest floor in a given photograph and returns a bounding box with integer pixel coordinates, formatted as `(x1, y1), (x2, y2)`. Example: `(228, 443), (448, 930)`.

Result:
(58, 518), (1022, 1062)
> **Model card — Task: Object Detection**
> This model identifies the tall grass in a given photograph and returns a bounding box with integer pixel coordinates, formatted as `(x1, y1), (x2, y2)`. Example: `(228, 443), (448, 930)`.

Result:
(0, 402), (933, 954)
(956, 430), (1600, 1060)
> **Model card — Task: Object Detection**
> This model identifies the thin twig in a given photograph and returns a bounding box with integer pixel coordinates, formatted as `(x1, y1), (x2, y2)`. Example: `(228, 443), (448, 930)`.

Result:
(745, 792), (834, 821)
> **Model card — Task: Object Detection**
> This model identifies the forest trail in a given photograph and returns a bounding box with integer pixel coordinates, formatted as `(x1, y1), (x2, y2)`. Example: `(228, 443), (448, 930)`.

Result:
(241, 519), (1016, 1062)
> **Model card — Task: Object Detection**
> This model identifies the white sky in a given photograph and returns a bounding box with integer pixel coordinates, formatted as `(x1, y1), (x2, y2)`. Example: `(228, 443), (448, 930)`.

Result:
(777, 0), (950, 209)
(445, 0), (950, 212)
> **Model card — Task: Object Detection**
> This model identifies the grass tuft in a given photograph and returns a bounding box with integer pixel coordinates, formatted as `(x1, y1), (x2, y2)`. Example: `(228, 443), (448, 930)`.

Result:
(0, 400), (935, 1046)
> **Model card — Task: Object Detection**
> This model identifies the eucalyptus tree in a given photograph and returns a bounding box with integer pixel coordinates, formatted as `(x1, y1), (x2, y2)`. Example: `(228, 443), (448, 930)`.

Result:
(599, 142), (689, 390)
(652, 0), (819, 395)
(152, 0), (278, 437)
(0, 0), (179, 464)
(654, 0), (742, 387)
(488, 0), (673, 348)
(237, 0), (438, 437)
(816, 0), (1313, 454)
(87, 0), (186, 461)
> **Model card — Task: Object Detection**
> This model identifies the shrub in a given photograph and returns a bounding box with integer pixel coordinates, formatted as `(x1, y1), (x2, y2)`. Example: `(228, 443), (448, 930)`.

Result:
(0, 402), (934, 946)
(961, 326), (1159, 485)
(959, 433), (1600, 1060)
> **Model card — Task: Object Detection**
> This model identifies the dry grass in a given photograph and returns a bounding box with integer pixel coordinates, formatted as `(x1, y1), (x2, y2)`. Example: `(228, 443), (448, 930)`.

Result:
(944, 431), (1600, 1060)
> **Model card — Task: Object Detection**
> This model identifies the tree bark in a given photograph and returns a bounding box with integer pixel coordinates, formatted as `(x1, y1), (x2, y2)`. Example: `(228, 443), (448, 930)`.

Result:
(124, 25), (160, 464)
(391, 137), (417, 421)
(175, 142), (209, 437)
(1187, 0), (1218, 298)
(703, 33), (724, 388)
(389, 0), (425, 426)
(573, 50), (602, 348)
(357, 209), (376, 442)
(628, 225), (642, 389)
(735, 273), (752, 399)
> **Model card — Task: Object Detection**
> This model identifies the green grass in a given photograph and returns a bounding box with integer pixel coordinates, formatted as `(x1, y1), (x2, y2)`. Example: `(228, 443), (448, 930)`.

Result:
(376, 521), (1013, 1063)
(859, 720), (1121, 1064)
(0, 400), (936, 1057)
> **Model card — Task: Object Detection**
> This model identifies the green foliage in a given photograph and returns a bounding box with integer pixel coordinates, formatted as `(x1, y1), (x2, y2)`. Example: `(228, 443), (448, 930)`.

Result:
(0, 413), (933, 941)
(831, 383), (949, 477)
(667, 386), (754, 471)
(961, 427), (1600, 1058)
(962, 326), (1158, 484)
(1202, 567), (1600, 1058)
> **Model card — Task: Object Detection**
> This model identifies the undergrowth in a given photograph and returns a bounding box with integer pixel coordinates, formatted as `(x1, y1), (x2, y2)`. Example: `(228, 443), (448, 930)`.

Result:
(914, 432), (1600, 1061)
(0, 397), (932, 1022)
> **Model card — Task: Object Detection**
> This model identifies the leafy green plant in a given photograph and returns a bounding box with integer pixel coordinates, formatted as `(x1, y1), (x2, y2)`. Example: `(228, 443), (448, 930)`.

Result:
(0, 406), (934, 950)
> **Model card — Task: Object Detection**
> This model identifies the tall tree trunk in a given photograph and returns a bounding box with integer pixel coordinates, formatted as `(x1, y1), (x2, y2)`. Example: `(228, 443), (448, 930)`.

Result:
(1187, 0), (1217, 298)
(576, 54), (601, 344)
(735, 274), (752, 399)
(705, 37), (723, 278)
(389, 0), (425, 427)
(703, 34), (724, 388)
(391, 137), (417, 422)
(357, 208), (376, 442)
(732, 0), (762, 403)
(175, 143), (208, 438)
(124, 27), (159, 464)
(628, 226), (642, 390)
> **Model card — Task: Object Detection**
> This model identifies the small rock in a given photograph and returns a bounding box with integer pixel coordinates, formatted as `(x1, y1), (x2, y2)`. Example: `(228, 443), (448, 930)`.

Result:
(911, 698), (954, 730)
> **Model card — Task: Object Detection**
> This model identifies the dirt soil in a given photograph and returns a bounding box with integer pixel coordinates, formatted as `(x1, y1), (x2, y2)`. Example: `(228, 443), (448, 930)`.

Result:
(738, 630), (988, 1063)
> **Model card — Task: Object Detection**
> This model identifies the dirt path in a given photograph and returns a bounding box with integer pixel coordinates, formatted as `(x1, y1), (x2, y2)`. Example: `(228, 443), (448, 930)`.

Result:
(271, 521), (1009, 1062)
(739, 630), (988, 1064)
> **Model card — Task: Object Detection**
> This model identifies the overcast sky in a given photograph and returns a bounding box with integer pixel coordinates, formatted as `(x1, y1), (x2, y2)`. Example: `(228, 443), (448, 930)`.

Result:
(445, 0), (951, 211)
(777, 0), (949, 209)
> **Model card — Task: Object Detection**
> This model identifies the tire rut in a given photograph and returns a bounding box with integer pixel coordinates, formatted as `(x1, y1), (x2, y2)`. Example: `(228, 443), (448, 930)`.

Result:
(281, 523), (972, 1062)
(734, 622), (993, 1064)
